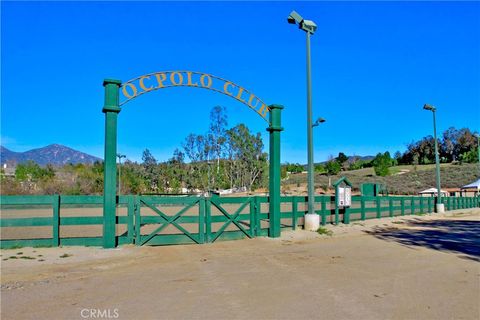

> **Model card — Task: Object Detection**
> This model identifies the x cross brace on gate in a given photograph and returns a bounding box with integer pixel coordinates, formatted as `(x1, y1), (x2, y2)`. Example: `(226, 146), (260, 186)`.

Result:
(210, 199), (253, 242)
(139, 199), (200, 246)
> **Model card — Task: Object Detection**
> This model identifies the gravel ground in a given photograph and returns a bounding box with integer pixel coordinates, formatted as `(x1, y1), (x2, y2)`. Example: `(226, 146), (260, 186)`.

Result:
(1, 208), (479, 320)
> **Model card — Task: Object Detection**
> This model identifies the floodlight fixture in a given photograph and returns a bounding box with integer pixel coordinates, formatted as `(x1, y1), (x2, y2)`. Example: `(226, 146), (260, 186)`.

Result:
(288, 11), (303, 24)
(312, 117), (326, 127)
(301, 20), (317, 34)
(423, 104), (436, 112)
(287, 10), (316, 34)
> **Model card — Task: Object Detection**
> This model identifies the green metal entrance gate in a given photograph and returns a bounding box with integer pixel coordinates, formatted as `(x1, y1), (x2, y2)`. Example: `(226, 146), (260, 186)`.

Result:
(134, 196), (269, 246)
(102, 72), (284, 248)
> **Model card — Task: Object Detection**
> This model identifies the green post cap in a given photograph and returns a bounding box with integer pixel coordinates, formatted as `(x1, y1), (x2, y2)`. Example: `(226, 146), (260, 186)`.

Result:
(103, 79), (122, 86)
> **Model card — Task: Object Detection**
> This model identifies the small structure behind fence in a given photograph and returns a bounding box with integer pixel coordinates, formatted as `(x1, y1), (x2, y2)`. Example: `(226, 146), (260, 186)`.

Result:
(1, 194), (479, 249)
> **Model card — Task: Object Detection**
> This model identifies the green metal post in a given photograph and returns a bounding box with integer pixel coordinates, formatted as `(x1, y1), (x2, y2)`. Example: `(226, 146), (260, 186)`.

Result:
(306, 31), (316, 217)
(127, 195), (135, 244)
(344, 206), (350, 224)
(267, 104), (283, 238)
(254, 197), (261, 236)
(360, 196), (366, 220)
(389, 198), (394, 217)
(321, 196), (327, 225)
(401, 197), (405, 216)
(477, 134), (480, 171)
(376, 197), (381, 219)
(102, 79), (122, 248)
(432, 110), (442, 206)
(199, 198), (205, 244)
(335, 186), (339, 224)
(249, 197), (257, 235)
(134, 196), (141, 245)
(205, 198), (212, 242)
(52, 195), (60, 247)
(292, 196), (298, 230)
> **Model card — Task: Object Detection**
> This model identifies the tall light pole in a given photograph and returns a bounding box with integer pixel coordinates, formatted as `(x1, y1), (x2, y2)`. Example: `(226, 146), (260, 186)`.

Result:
(116, 154), (126, 195)
(423, 104), (444, 213)
(288, 10), (320, 231)
(476, 133), (480, 167)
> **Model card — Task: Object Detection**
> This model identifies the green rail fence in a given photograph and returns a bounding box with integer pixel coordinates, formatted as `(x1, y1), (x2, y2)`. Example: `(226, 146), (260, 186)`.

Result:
(1, 194), (478, 248)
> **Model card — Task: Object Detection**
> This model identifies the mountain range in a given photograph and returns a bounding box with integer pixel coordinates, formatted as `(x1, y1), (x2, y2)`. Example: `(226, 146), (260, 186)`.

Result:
(0, 144), (102, 166)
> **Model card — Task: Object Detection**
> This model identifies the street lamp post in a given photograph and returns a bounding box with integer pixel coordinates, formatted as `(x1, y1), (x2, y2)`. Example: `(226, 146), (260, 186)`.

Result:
(423, 104), (444, 213)
(116, 154), (126, 195)
(288, 10), (320, 231)
(476, 133), (480, 167)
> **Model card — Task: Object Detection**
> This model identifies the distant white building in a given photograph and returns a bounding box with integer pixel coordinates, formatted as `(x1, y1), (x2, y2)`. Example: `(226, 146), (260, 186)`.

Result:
(2, 163), (16, 177)
(460, 179), (480, 197)
(418, 187), (448, 197)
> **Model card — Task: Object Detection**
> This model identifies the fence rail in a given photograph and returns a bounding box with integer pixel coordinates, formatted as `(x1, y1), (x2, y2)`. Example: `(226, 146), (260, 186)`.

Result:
(1, 194), (478, 248)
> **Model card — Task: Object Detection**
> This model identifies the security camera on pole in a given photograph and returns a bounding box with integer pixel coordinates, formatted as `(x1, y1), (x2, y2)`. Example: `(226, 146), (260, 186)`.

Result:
(287, 10), (320, 231)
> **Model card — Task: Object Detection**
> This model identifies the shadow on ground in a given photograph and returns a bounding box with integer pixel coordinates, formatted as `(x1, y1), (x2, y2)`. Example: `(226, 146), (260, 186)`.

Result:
(366, 219), (480, 261)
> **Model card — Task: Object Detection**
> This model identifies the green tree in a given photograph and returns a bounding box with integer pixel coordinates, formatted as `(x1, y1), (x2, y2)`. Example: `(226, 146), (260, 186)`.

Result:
(226, 123), (267, 191)
(121, 161), (146, 194)
(394, 151), (402, 165)
(373, 152), (392, 177)
(459, 148), (479, 163)
(325, 159), (341, 176)
(336, 152), (348, 165)
(15, 161), (55, 191)
(314, 163), (325, 173)
(208, 106), (228, 170)
(285, 163), (304, 173)
(325, 158), (340, 188)
(142, 149), (159, 192)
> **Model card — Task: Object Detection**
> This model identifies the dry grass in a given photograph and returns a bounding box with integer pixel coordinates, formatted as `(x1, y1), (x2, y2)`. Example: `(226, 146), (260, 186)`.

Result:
(283, 163), (479, 195)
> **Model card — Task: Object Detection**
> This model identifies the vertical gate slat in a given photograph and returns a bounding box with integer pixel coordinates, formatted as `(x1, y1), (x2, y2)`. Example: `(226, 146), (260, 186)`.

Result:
(135, 196), (141, 246)
(52, 195), (60, 247)
(198, 198), (205, 244)
(205, 198), (212, 243)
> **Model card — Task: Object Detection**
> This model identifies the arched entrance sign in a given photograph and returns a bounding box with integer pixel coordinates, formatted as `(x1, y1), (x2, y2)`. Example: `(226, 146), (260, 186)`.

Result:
(120, 71), (270, 122)
(102, 72), (283, 248)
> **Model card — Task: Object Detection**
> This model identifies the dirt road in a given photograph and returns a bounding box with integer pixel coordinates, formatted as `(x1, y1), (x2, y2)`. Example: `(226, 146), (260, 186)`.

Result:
(1, 209), (479, 320)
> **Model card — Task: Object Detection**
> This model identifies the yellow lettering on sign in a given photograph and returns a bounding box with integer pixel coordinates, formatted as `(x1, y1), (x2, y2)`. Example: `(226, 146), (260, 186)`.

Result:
(139, 76), (153, 91)
(223, 82), (234, 96)
(122, 83), (138, 99)
(155, 73), (167, 88)
(170, 72), (184, 86)
(119, 71), (269, 122)
(186, 72), (198, 87)
(247, 94), (260, 109)
(257, 103), (268, 118)
(200, 74), (212, 88)
(235, 87), (247, 103)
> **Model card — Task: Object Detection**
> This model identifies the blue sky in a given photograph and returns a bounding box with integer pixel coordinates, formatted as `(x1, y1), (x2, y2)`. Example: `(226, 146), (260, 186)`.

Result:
(1, 1), (479, 164)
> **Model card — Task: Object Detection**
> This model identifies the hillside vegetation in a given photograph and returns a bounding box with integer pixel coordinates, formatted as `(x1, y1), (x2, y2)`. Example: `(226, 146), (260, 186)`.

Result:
(283, 163), (479, 195)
